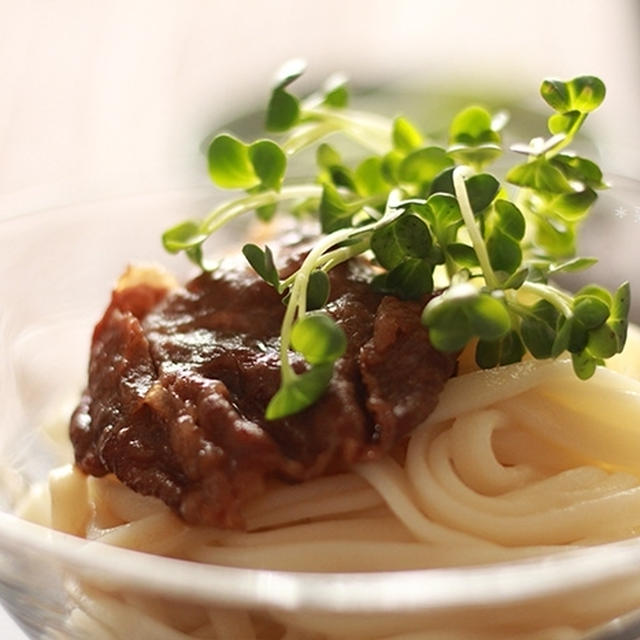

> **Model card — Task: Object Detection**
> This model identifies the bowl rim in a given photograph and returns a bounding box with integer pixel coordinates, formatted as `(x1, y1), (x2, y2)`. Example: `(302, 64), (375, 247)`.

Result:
(3, 510), (640, 614)
(1, 185), (639, 618)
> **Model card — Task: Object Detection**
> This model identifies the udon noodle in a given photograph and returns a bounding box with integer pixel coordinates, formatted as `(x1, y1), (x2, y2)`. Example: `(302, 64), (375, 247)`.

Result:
(17, 326), (640, 639)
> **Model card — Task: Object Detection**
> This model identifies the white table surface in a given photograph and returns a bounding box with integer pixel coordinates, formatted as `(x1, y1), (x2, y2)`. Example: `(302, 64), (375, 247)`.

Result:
(0, 1), (638, 637)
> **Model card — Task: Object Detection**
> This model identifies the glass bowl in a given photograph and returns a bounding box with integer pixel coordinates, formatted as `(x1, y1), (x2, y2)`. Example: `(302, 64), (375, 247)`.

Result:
(0, 182), (639, 640)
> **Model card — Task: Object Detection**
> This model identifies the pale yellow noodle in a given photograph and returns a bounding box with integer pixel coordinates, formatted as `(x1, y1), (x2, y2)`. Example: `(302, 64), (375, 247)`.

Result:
(19, 329), (640, 638)
(244, 474), (383, 531)
(66, 582), (197, 640)
(223, 517), (413, 546)
(446, 409), (543, 493)
(354, 456), (496, 547)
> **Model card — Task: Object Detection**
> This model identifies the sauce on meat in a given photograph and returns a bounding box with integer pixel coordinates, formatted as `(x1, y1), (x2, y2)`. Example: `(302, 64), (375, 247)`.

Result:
(70, 246), (457, 528)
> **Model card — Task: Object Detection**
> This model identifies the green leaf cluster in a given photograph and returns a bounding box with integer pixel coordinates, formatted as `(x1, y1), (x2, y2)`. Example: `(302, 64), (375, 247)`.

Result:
(208, 134), (287, 191)
(370, 211), (438, 299)
(422, 283), (511, 352)
(506, 75), (608, 259)
(448, 105), (503, 169)
(541, 76), (606, 115)
(239, 241), (348, 419)
(162, 63), (630, 420)
(266, 58), (307, 131)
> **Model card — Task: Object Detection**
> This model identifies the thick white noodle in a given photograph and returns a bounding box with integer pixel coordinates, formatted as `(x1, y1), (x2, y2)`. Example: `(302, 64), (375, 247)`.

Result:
(17, 328), (640, 638)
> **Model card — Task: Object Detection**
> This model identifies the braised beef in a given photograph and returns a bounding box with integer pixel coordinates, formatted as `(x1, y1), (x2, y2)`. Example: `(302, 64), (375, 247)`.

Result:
(70, 248), (457, 528)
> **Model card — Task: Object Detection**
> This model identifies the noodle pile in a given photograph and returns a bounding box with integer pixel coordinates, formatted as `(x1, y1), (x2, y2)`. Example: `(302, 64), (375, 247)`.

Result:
(17, 326), (640, 639)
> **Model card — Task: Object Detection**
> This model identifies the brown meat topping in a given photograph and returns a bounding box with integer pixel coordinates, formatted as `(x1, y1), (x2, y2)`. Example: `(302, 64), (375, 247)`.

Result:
(70, 249), (457, 528)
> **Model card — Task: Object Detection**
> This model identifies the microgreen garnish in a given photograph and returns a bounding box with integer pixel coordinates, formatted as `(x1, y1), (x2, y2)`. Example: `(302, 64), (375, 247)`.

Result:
(163, 63), (630, 419)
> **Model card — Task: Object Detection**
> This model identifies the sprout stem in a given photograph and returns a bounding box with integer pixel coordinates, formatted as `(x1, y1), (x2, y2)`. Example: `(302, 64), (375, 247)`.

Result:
(452, 166), (500, 290)
(520, 281), (574, 317)
(308, 107), (392, 154)
(277, 224), (362, 382)
(282, 122), (341, 155)
(317, 236), (371, 272)
(202, 184), (323, 234)
(543, 112), (587, 159)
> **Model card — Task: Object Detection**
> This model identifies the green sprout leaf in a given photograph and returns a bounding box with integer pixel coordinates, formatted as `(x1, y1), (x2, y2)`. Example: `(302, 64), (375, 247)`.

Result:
(450, 105), (500, 144)
(430, 166), (455, 195)
(586, 323), (619, 359)
(549, 257), (598, 274)
(184, 244), (210, 271)
(572, 295), (610, 330)
(266, 59), (306, 132)
(291, 313), (346, 364)
(468, 292), (512, 339)
(506, 158), (574, 194)
(545, 188), (598, 221)
(316, 145), (359, 192)
(306, 270), (331, 310)
(476, 331), (525, 368)
(330, 165), (358, 192)
(372, 257), (435, 300)
(548, 110), (581, 135)
(551, 316), (573, 358)
(608, 281), (631, 351)
(265, 362), (333, 420)
(541, 76), (606, 113)
(422, 284), (511, 352)
(371, 214), (433, 269)
(322, 73), (349, 108)
(207, 136), (285, 192)
(448, 142), (502, 169)
(464, 173), (501, 213)
(429, 170), (500, 213)
(568, 76), (606, 112)
(448, 105), (502, 168)
(354, 156), (389, 196)
(266, 89), (300, 132)
(319, 183), (360, 233)
(494, 200), (525, 240)
(242, 244), (280, 289)
(421, 296), (473, 352)
(248, 140), (287, 191)
(317, 143), (342, 170)
(502, 267), (529, 290)
(540, 79), (572, 113)
(534, 217), (577, 258)
(572, 350), (599, 380)
(422, 193), (462, 238)
(568, 316), (589, 353)
(380, 150), (403, 185)
(266, 306), (346, 420)
(256, 203), (278, 222)
(520, 300), (561, 359)
(208, 134), (260, 189)
(162, 220), (208, 253)
(486, 200), (525, 275)
(576, 284), (613, 307)
(551, 154), (607, 189)
(446, 243), (479, 268)
(487, 228), (522, 275)
(399, 147), (453, 186)
(392, 116), (423, 153)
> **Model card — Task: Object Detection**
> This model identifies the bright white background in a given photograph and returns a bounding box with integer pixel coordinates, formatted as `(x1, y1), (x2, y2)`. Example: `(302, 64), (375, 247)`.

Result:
(0, 1), (638, 637)
(0, 0), (638, 219)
